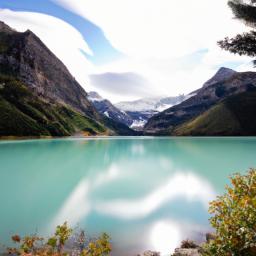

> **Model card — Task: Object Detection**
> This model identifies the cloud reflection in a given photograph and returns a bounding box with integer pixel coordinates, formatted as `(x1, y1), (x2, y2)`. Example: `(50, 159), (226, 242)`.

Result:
(93, 164), (120, 188)
(51, 179), (90, 227)
(50, 164), (122, 228)
(94, 172), (215, 219)
(49, 148), (216, 256)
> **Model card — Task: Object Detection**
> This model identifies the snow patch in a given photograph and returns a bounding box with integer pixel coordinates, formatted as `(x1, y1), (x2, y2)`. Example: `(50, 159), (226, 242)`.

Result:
(130, 119), (147, 128)
(104, 111), (110, 118)
(115, 95), (186, 113)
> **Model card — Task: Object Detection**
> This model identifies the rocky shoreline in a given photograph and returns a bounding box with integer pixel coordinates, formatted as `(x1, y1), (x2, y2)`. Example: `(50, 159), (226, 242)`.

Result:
(141, 248), (202, 256)
(172, 248), (202, 256)
(140, 236), (214, 256)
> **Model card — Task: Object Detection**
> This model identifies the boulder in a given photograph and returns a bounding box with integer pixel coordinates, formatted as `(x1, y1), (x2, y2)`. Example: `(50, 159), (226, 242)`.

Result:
(143, 250), (160, 256)
(172, 248), (201, 256)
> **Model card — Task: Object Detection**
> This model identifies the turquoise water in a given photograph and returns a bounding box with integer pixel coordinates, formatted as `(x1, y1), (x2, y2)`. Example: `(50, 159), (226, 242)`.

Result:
(0, 137), (256, 255)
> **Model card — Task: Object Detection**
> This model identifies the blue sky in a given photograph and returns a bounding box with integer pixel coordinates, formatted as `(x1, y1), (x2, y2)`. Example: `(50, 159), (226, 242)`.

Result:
(0, 0), (253, 102)
(0, 0), (123, 65)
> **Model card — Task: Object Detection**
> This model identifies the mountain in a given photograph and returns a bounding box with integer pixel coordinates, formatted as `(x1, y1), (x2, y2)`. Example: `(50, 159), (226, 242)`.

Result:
(88, 91), (133, 127)
(115, 95), (186, 112)
(0, 75), (106, 136)
(202, 67), (237, 88)
(144, 67), (256, 135)
(0, 22), (96, 118)
(88, 92), (186, 131)
(173, 91), (256, 136)
(115, 95), (186, 130)
(0, 21), (134, 136)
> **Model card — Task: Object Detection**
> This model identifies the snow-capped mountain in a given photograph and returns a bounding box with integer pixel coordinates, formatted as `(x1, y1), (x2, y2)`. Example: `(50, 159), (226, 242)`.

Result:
(88, 92), (187, 130)
(114, 95), (186, 129)
(115, 95), (186, 112)
(88, 92), (133, 127)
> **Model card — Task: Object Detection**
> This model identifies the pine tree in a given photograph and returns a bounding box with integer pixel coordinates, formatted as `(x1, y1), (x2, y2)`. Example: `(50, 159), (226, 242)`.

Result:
(218, 0), (256, 64)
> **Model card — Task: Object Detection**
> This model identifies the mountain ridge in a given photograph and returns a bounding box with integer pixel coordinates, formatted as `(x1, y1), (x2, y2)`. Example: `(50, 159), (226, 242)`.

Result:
(115, 95), (187, 129)
(0, 26), (97, 118)
(88, 91), (133, 127)
(203, 67), (237, 88)
(144, 67), (256, 135)
(1, 21), (256, 137)
(0, 21), (134, 136)
(173, 91), (256, 136)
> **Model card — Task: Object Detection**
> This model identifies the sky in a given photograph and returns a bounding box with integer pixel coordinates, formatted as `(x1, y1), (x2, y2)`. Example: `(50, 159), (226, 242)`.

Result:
(0, 0), (254, 102)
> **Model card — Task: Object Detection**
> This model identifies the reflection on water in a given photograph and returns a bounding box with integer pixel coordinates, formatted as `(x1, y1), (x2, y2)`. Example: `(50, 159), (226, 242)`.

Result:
(94, 172), (215, 219)
(151, 221), (181, 254)
(1, 137), (256, 255)
(52, 179), (90, 228)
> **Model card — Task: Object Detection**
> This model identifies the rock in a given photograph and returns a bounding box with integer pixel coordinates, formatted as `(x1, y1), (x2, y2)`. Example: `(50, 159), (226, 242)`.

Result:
(172, 248), (202, 256)
(143, 250), (160, 256)
(180, 240), (199, 249)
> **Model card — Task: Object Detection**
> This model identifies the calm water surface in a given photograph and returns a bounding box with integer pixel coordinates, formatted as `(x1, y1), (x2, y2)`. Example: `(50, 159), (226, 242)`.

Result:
(0, 137), (256, 255)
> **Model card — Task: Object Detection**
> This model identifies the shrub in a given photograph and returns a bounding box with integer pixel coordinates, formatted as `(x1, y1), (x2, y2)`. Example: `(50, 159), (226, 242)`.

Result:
(180, 239), (198, 249)
(7, 222), (111, 256)
(82, 233), (111, 256)
(47, 222), (73, 253)
(203, 169), (256, 256)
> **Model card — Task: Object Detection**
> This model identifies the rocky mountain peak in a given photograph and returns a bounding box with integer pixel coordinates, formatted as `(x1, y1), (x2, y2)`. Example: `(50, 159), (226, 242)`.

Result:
(0, 21), (97, 119)
(0, 21), (136, 136)
(144, 67), (256, 135)
(88, 91), (104, 102)
(218, 67), (235, 73)
(216, 67), (237, 77)
(203, 67), (237, 88)
(87, 91), (134, 127)
(0, 21), (16, 33)
(23, 29), (37, 39)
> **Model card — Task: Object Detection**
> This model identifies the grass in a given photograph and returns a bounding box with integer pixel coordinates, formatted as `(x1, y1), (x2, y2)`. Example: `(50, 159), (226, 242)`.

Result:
(0, 96), (49, 136)
(173, 103), (241, 136)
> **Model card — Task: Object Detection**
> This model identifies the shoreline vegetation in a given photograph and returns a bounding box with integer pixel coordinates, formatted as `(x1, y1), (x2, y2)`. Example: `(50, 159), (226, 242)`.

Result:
(2, 169), (256, 256)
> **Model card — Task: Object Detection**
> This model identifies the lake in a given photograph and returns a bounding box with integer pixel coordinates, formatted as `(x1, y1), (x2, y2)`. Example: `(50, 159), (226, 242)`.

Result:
(0, 137), (256, 255)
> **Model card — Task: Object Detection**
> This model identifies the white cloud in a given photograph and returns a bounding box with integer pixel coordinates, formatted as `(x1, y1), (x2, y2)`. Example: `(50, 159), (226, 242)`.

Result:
(1, 1), (254, 103)
(52, 0), (254, 101)
(53, 0), (246, 59)
(89, 72), (154, 98)
(0, 9), (95, 91)
(90, 51), (251, 102)
(237, 61), (256, 72)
